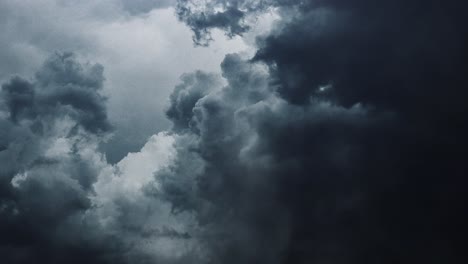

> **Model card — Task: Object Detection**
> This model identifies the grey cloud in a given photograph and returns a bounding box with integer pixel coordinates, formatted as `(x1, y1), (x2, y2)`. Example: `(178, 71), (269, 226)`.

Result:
(119, 0), (176, 15)
(175, 0), (301, 45)
(175, 0), (274, 46)
(155, 54), (291, 263)
(166, 71), (222, 132)
(158, 1), (468, 262)
(2, 52), (111, 133)
(158, 53), (376, 263)
(0, 0), (248, 165)
(0, 53), (207, 264)
(1, 0), (466, 263)
(0, 53), (120, 264)
(2, 77), (35, 122)
(177, 5), (249, 46)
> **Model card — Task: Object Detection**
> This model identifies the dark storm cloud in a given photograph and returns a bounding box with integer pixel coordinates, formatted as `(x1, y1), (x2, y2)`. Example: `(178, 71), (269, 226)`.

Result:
(175, 0), (278, 45)
(157, 52), (389, 264)
(166, 71), (222, 132)
(1, 0), (467, 263)
(177, 6), (247, 46)
(254, 0), (468, 108)
(155, 54), (291, 263)
(0, 53), (121, 264)
(162, 0), (468, 263)
(175, 0), (302, 45)
(2, 52), (111, 133)
(1, 53), (208, 264)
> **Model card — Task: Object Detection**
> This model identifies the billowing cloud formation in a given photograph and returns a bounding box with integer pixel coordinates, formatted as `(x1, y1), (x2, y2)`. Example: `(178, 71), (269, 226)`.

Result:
(1, 0), (467, 263)
(163, 0), (467, 263)
(175, 0), (298, 45)
(0, 53), (201, 263)
(0, 52), (111, 263)
(0, 0), (248, 164)
(3, 52), (111, 133)
(166, 71), (222, 132)
(157, 53), (386, 263)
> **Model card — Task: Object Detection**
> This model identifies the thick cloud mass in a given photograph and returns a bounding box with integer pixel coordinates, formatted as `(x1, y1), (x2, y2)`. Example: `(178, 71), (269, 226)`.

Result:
(175, 0), (299, 45)
(0, 53), (200, 264)
(165, 0), (467, 263)
(166, 71), (222, 132)
(1, 0), (467, 264)
(0, 53), (111, 263)
(0, 0), (249, 164)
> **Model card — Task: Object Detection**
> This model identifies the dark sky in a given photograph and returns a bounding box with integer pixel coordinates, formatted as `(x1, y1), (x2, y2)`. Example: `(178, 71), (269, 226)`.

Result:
(1, 0), (467, 263)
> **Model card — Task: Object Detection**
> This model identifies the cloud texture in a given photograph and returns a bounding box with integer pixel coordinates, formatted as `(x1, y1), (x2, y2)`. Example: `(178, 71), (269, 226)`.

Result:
(1, 0), (467, 263)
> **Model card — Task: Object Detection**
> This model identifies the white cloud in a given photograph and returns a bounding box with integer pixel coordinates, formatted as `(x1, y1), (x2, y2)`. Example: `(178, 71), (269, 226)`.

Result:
(93, 132), (176, 202)
(90, 132), (205, 262)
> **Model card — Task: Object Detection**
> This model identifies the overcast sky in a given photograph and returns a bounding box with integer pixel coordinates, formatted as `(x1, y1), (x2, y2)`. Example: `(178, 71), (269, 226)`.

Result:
(0, 1), (466, 263)
(0, 0), (262, 162)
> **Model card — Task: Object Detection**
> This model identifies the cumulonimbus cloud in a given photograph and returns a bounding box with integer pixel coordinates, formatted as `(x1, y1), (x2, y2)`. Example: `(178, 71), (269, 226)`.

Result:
(1, 0), (467, 263)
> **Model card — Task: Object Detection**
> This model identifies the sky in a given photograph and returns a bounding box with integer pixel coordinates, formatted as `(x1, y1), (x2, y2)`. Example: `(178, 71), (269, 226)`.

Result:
(0, 0), (466, 263)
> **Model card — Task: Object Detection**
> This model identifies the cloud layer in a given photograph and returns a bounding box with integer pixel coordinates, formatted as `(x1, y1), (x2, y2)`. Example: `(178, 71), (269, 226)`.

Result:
(1, 0), (467, 263)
